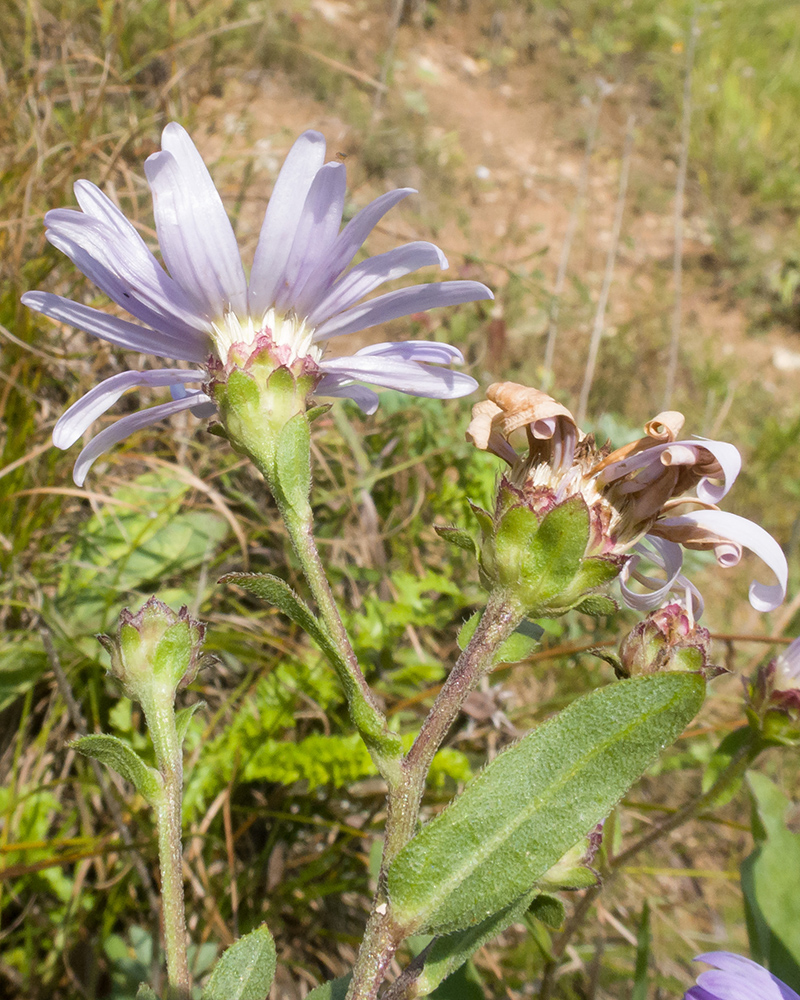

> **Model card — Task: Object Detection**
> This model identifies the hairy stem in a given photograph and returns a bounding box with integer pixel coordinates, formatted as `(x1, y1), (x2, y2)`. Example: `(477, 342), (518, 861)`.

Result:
(145, 700), (191, 999)
(538, 731), (763, 999)
(345, 592), (526, 1000)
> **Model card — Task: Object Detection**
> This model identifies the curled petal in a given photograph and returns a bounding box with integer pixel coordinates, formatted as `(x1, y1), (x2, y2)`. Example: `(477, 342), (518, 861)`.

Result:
(619, 536), (698, 613)
(486, 381), (577, 439)
(692, 953), (798, 1000)
(354, 340), (464, 364)
(644, 410), (685, 443)
(466, 399), (519, 464)
(54, 368), (205, 449)
(72, 392), (212, 486)
(654, 509), (787, 612)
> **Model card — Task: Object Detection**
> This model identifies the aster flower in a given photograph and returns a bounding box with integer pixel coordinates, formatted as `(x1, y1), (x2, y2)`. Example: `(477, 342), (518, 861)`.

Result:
(466, 382), (787, 614)
(23, 124), (492, 485)
(685, 952), (800, 1000)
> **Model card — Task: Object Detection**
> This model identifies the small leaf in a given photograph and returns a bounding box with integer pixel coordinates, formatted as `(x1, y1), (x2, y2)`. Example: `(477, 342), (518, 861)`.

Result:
(741, 773), (800, 987)
(434, 525), (477, 556)
(388, 673), (705, 933)
(303, 974), (352, 1000)
(528, 893), (564, 929)
(175, 702), (205, 746)
(202, 924), (276, 1000)
(457, 613), (543, 663)
(306, 403), (332, 423)
(701, 726), (752, 803)
(72, 734), (161, 803)
(415, 889), (538, 996)
(136, 985), (159, 1000)
(275, 413), (311, 513)
(467, 500), (494, 537)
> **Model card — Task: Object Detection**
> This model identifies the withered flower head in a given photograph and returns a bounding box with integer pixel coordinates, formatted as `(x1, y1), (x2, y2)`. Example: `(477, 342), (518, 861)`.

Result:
(466, 382), (787, 614)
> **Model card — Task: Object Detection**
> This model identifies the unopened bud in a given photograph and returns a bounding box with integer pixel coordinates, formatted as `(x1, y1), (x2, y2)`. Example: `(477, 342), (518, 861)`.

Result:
(98, 597), (206, 706)
(618, 603), (721, 679)
(746, 637), (800, 746)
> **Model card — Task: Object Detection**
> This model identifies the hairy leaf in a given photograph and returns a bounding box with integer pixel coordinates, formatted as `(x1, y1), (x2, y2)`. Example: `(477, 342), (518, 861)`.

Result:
(72, 734), (161, 803)
(202, 924), (276, 1000)
(388, 673), (704, 933)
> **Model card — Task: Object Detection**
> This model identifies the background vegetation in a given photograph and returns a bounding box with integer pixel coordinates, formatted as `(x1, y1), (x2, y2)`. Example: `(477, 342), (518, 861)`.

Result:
(1, 0), (799, 997)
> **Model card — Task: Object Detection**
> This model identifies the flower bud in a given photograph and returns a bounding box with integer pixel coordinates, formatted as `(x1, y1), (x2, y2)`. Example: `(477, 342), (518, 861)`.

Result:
(98, 598), (206, 707)
(617, 602), (720, 679)
(746, 637), (800, 746)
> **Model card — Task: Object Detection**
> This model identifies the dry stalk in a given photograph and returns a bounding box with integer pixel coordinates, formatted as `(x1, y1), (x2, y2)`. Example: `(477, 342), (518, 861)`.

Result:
(663, 3), (699, 409)
(577, 114), (636, 426)
(543, 80), (611, 380)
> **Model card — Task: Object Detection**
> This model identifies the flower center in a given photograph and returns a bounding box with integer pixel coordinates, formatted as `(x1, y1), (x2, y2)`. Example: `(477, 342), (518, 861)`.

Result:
(210, 308), (323, 367)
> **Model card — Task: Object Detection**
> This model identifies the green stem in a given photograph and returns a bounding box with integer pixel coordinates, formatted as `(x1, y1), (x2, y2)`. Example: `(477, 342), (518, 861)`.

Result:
(345, 592), (526, 1000)
(538, 730), (764, 1000)
(145, 699), (191, 999)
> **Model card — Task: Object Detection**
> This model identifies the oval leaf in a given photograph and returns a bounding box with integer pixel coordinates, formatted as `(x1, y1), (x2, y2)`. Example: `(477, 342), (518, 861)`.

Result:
(72, 734), (161, 803)
(388, 673), (705, 933)
(202, 924), (276, 1000)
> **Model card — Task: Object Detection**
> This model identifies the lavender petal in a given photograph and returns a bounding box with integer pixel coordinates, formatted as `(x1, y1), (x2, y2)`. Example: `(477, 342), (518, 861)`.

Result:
(353, 341), (465, 364)
(319, 354), (478, 399)
(305, 242), (449, 326)
(248, 130), (327, 316)
(298, 188), (415, 309)
(275, 161), (347, 314)
(657, 510), (788, 612)
(619, 536), (686, 611)
(315, 375), (380, 414)
(313, 281), (493, 342)
(21, 292), (211, 362)
(54, 369), (205, 449)
(72, 392), (212, 486)
(145, 123), (247, 319)
(45, 223), (212, 341)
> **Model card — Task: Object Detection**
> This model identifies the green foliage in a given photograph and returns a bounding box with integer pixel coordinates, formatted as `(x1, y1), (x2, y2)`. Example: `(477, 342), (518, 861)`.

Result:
(388, 674), (705, 934)
(304, 975), (352, 1000)
(71, 734), (161, 803)
(457, 613), (543, 663)
(741, 773), (800, 989)
(202, 925), (276, 1000)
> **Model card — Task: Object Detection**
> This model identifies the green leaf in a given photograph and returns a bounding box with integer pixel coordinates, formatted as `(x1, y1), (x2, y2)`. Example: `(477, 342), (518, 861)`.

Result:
(528, 893), (564, 929)
(202, 924), (276, 1000)
(741, 773), (800, 988)
(701, 726), (751, 804)
(175, 702), (205, 746)
(303, 974), (352, 1000)
(72, 734), (161, 803)
(415, 889), (539, 996)
(467, 501), (494, 538)
(434, 525), (477, 556)
(275, 413), (311, 513)
(388, 673), (705, 933)
(457, 613), (543, 663)
(136, 985), (159, 1000)
(429, 961), (483, 1000)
